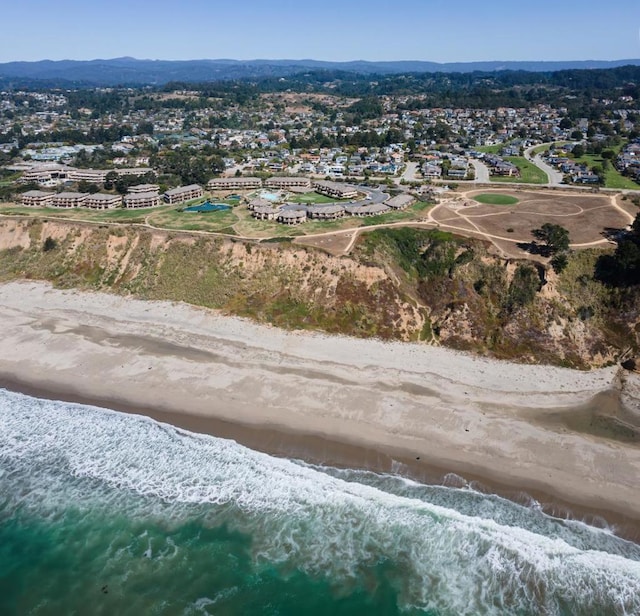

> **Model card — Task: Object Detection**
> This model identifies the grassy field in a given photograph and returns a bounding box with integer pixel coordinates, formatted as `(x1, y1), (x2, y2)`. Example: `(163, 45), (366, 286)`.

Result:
(491, 157), (548, 184)
(289, 192), (339, 205)
(477, 144), (508, 155)
(473, 193), (519, 205)
(361, 201), (432, 226)
(531, 141), (571, 155)
(0, 199), (433, 239)
(0, 204), (161, 224)
(572, 153), (640, 190)
(147, 207), (240, 233)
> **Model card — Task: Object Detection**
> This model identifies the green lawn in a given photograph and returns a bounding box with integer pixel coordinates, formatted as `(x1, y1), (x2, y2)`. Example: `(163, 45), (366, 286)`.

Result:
(361, 201), (432, 226)
(473, 193), (519, 205)
(0, 204), (164, 224)
(289, 192), (341, 205)
(531, 141), (570, 155)
(477, 143), (509, 155)
(147, 207), (239, 232)
(491, 157), (548, 184)
(572, 153), (640, 190)
(0, 199), (435, 239)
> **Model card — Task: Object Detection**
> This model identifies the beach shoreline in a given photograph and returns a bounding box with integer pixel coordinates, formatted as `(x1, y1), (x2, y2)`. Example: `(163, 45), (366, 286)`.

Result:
(1, 280), (639, 539)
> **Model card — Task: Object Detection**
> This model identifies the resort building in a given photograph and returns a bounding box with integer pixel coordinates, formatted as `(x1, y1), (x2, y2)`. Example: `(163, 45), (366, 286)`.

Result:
(67, 168), (109, 184)
(163, 184), (204, 204)
(124, 192), (161, 209)
(277, 209), (307, 225)
(21, 164), (70, 186)
(252, 205), (279, 221)
(385, 194), (415, 210)
(84, 193), (122, 209)
(307, 204), (345, 220)
(114, 167), (152, 178)
(128, 183), (160, 194)
(344, 203), (390, 217)
(247, 197), (272, 211)
(265, 176), (312, 190)
(313, 181), (358, 200)
(52, 192), (88, 208)
(207, 177), (262, 190)
(18, 164), (153, 187)
(20, 190), (54, 207)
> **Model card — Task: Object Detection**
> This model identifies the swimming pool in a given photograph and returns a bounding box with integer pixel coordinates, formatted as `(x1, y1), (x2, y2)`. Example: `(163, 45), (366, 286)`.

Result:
(183, 202), (231, 213)
(258, 190), (284, 203)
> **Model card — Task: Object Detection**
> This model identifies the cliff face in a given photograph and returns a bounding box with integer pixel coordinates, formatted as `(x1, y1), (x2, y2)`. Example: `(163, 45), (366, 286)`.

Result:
(0, 218), (636, 368)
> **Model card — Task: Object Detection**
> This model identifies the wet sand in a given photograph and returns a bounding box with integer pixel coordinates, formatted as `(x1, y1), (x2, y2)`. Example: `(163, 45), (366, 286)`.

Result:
(1, 280), (639, 536)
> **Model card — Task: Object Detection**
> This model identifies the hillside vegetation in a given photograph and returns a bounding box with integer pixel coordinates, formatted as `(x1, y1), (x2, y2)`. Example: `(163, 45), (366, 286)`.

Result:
(0, 218), (637, 369)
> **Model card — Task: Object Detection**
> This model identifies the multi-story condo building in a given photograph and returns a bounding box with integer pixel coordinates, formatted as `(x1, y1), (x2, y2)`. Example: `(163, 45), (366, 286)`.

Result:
(124, 192), (161, 208)
(313, 181), (358, 200)
(207, 177), (262, 190)
(52, 192), (88, 208)
(84, 193), (122, 209)
(20, 190), (54, 207)
(163, 184), (204, 204)
(128, 183), (160, 194)
(265, 176), (311, 190)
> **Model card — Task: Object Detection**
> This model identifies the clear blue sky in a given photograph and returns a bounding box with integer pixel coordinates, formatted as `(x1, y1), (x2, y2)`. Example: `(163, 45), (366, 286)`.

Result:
(2, 0), (639, 63)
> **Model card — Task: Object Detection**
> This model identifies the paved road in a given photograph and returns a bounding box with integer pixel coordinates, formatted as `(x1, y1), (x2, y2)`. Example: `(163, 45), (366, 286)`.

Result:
(524, 145), (564, 186)
(397, 161), (419, 184)
(470, 159), (490, 183)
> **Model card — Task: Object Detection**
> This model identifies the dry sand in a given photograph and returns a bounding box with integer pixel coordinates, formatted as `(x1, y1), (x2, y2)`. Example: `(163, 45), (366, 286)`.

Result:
(1, 280), (639, 529)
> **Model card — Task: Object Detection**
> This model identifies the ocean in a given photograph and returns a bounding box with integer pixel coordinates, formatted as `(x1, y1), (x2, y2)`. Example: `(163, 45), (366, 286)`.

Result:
(1, 388), (639, 615)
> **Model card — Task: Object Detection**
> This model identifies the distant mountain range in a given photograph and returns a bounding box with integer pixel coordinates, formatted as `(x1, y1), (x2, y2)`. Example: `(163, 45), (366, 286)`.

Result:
(1, 57), (639, 86)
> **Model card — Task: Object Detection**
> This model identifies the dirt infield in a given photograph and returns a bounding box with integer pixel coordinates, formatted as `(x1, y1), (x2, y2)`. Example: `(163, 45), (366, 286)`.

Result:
(430, 189), (635, 258)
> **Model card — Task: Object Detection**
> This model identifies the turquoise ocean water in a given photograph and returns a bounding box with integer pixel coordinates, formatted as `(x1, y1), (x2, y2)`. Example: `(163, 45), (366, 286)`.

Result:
(1, 388), (640, 615)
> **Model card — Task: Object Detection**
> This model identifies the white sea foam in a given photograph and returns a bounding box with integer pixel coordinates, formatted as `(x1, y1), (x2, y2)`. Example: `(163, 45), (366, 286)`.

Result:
(1, 388), (640, 615)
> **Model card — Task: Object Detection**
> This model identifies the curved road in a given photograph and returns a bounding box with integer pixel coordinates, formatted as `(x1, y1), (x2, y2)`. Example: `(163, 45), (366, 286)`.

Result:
(470, 159), (490, 183)
(524, 145), (565, 187)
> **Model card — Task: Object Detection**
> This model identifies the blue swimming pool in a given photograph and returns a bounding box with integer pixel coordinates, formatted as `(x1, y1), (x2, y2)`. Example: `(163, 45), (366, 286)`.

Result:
(184, 202), (231, 213)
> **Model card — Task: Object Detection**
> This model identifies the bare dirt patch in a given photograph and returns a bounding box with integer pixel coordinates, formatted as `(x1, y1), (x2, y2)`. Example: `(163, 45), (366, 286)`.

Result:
(293, 232), (356, 256)
(431, 190), (630, 256)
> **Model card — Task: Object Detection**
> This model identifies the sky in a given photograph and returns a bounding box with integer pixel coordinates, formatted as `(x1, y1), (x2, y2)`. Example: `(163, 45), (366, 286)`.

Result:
(2, 0), (640, 63)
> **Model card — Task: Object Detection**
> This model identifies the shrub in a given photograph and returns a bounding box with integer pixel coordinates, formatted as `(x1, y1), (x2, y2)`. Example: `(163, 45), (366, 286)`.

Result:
(505, 264), (541, 312)
(551, 253), (569, 273)
(43, 236), (57, 252)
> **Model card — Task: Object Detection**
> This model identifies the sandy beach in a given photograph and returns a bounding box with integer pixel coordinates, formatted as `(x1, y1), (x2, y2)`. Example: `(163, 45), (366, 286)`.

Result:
(1, 280), (639, 531)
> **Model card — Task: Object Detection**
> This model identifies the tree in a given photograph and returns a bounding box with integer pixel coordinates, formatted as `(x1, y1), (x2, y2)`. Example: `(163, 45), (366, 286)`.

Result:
(550, 253), (568, 273)
(571, 144), (585, 158)
(43, 237), (57, 252)
(532, 223), (570, 256)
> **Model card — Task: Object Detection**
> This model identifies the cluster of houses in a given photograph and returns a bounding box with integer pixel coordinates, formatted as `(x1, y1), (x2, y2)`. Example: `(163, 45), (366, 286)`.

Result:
(615, 140), (640, 182)
(542, 145), (601, 184)
(477, 152), (520, 178)
(420, 151), (471, 180)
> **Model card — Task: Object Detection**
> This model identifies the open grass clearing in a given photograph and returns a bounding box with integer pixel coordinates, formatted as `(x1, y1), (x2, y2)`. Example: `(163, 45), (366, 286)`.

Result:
(147, 207), (239, 232)
(288, 192), (338, 205)
(572, 153), (640, 190)
(477, 144), (507, 155)
(473, 193), (519, 205)
(0, 204), (168, 224)
(491, 157), (548, 184)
